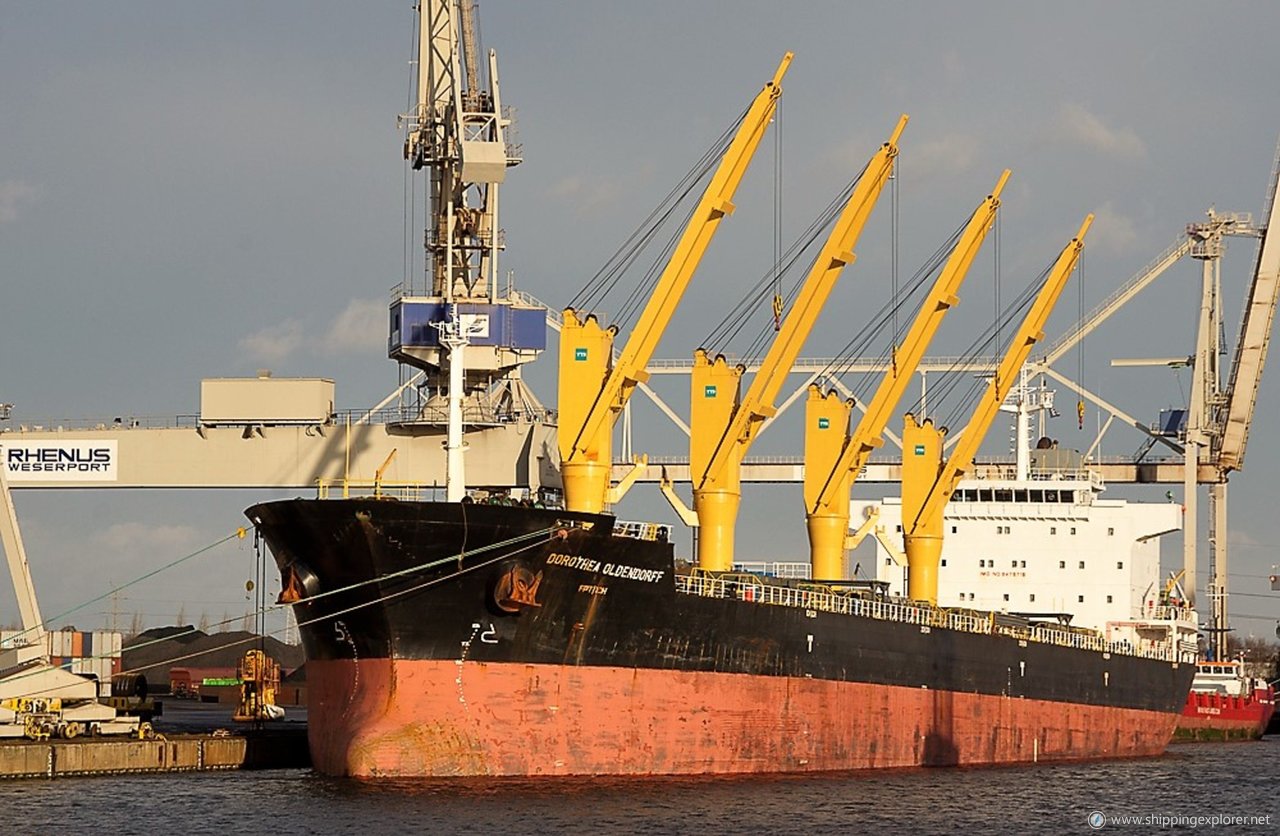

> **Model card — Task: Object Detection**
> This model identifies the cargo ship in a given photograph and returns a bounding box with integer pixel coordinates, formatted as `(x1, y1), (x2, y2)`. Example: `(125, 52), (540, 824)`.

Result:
(249, 498), (1197, 777)
(247, 1), (1199, 777)
(1175, 660), (1275, 741)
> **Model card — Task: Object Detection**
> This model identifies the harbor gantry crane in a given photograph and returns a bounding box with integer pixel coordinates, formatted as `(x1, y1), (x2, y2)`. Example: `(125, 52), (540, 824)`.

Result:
(902, 216), (1092, 604)
(558, 55), (792, 514)
(681, 116), (907, 571)
(1192, 155), (1280, 659)
(390, 0), (545, 501)
(804, 170), (1009, 580)
(0, 440), (142, 737)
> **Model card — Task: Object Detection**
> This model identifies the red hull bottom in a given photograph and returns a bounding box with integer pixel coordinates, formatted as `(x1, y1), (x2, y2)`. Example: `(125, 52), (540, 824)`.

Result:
(306, 659), (1180, 777)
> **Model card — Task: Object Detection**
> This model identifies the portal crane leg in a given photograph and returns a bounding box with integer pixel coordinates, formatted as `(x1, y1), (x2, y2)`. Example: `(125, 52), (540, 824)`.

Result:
(0, 456), (45, 645)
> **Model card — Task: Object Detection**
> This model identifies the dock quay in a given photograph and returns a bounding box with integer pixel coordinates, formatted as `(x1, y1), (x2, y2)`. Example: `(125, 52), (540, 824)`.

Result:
(0, 727), (309, 779)
(0, 694), (310, 779)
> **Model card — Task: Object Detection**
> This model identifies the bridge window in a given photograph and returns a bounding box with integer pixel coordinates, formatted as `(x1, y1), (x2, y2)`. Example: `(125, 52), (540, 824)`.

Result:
(1015, 489), (1028, 502)
(994, 489), (1013, 502)
(1030, 490), (1044, 502)
(979, 489), (994, 502)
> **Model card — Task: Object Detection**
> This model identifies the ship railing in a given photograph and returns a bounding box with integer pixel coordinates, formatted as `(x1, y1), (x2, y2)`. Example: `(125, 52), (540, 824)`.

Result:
(315, 479), (440, 501)
(675, 574), (1187, 663)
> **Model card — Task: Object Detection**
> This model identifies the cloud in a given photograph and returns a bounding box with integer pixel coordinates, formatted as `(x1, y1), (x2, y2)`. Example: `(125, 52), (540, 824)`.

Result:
(548, 174), (625, 216)
(0, 181), (37, 223)
(1053, 103), (1146, 159)
(1227, 529), (1263, 549)
(1088, 202), (1140, 254)
(320, 298), (386, 354)
(237, 298), (385, 364)
(238, 319), (304, 363)
(904, 134), (980, 180)
(95, 522), (201, 554)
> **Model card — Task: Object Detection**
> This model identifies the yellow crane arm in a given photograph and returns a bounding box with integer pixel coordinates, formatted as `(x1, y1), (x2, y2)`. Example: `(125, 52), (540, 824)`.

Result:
(910, 214), (1094, 534)
(694, 115), (908, 491)
(561, 54), (792, 465)
(807, 170), (1010, 517)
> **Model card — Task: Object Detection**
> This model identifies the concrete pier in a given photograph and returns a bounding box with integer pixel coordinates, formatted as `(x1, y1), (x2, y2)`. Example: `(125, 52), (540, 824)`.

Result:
(0, 729), (308, 779)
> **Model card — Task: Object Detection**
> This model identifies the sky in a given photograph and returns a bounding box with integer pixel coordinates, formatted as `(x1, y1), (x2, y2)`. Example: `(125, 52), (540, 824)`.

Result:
(2, 1), (1279, 639)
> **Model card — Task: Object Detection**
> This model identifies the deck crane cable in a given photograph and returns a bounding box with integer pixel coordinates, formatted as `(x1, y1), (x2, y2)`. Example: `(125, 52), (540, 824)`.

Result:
(994, 211), (1002, 389)
(568, 114), (737, 314)
(812, 209), (973, 400)
(1077, 249), (1086, 430)
(700, 162), (869, 355)
(402, 4), (419, 290)
(739, 174), (864, 360)
(772, 97), (784, 333)
(611, 199), (698, 330)
(906, 260), (1053, 425)
(11, 526), (561, 700)
(566, 108), (747, 319)
(915, 269), (1046, 424)
(0, 528), (249, 650)
(2, 523), (562, 697)
(842, 216), (972, 403)
(891, 156), (900, 341)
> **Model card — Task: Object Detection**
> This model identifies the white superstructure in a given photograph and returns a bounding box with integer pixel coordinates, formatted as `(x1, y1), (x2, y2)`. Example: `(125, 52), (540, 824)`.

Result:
(860, 379), (1184, 634)
(860, 467), (1181, 632)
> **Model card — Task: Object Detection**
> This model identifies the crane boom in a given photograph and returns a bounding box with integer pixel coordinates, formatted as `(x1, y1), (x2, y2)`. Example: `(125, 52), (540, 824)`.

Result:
(689, 116), (907, 570)
(901, 214), (1093, 604)
(558, 54), (792, 514)
(1217, 162), (1280, 473)
(804, 170), (1010, 579)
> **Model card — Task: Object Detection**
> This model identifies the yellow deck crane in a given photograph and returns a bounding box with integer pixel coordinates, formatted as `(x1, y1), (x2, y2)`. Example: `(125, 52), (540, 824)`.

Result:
(804, 170), (1010, 579)
(902, 214), (1093, 604)
(684, 116), (908, 571)
(558, 55), (792, 514)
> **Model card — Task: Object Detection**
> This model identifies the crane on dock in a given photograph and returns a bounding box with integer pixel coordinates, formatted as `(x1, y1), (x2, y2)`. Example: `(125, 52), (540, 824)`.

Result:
(0, 437), (143, 738)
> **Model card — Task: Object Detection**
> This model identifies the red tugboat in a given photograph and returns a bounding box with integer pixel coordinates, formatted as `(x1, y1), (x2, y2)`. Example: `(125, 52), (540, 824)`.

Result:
(1175, 660), (1275, 741)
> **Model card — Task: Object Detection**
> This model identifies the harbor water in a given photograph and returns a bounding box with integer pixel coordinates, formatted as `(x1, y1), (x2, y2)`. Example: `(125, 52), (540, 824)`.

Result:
(0, 740), (1276, 834)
